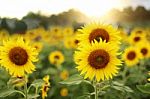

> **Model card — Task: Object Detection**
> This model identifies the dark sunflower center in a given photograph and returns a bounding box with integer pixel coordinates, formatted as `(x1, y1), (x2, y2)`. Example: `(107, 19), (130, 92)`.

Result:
(89, 28), (109, 43)
(74, 40), (79, 44)
(136, 30), (142, 34)
(54, 55), (60, 59)
(88, 49), (109, 69)
(127, 51), (136, 60)
(9, 47), (28, 66)
(54, 29), (58, 32)
(134, 37), (140, 42)
(141, 48), (148, 55)
(34, 36), (41, 41)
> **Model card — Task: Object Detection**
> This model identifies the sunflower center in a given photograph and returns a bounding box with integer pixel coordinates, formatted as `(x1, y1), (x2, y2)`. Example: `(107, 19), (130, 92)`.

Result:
(141, 48), (148, 55)
(134, 37), (140, 42)
(136, 30), (142, 34)
(88, 49), (109, 69)
(54, 55), (60, 59)
(89, 28), (109, 43)
(9, 47), (28, 66)
(127, 51), (136, 60)
(74, 40), (79, 44)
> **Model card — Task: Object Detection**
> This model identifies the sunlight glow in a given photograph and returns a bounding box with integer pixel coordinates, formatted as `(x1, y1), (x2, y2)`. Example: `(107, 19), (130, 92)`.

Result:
(0, 0), (129, 19)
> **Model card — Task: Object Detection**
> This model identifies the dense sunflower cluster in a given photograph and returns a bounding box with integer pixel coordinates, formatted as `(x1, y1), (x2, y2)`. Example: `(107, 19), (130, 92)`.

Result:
(74, 22), (122, 82)
(120, 27), (150, 67)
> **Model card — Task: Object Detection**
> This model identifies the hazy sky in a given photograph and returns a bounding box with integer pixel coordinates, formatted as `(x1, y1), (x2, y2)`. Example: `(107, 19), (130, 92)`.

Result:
(0, 0), (150, 19)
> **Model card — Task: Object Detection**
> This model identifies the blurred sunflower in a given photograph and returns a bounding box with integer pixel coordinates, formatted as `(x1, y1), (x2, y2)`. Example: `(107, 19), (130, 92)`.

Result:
(0, 29), (9, 41)
(128, 33), (145, 45)
(31, 42), (43, 53)
(62, 27), (74, 37)
(63, 37), (73, 49)
(77, 22), (121, 46)
(50, 26), (63, 40)
(0, 37), (38, 77)
(60, 70), (69, 80)
(122, 47), (142, 66)
(48, 51), (65, 66)
(41, 75), (50, 99)
(74, 39), (122, 81)
(137, 40), (150, 58)
(60, 88), (68, 97)
(130, 27), (146, 35)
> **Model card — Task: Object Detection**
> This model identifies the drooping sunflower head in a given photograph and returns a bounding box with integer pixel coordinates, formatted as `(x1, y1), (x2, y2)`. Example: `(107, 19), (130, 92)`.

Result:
(74, 39), (122, 82)
(136, 40), (150, 59)
(48, 51), (65, 66)
(122, 46), (142, 67)
(77, 22), (121, 46)
(0, 37), (38, 77)
(41, 75), (50, 99)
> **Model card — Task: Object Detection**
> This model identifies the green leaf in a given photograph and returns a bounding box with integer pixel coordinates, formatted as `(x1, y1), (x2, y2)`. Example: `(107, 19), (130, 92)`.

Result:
(28, 94), (40, 99)
(59, 74), (83, 85)
(0, 88), (21, 97)
(137, 83), (150, 94)
(31, 79), (44, 88)
(111, 81), (133, 93)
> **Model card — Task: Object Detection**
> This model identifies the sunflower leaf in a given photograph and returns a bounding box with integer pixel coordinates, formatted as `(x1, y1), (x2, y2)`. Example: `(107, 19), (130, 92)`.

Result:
(31, 79), (44, 88)
(136, 83), (150, 94)
(0, 88), (21, 97)
(28, 94), (40, 99)
(59, 74), (84, 85)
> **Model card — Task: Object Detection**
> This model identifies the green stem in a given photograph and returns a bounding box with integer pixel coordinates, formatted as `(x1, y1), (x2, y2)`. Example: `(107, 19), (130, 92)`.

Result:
(15, 90), (26, 97)
(24, 81), (28, 99)
(94, 80), (98, 99)
(35, 87), (38, 99)
(122, 66), (128, 85)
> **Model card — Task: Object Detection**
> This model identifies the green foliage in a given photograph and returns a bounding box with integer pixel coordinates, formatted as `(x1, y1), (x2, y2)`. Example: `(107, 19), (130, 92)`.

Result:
(60, 74), (83, 85)
(137, 83), (150, 94)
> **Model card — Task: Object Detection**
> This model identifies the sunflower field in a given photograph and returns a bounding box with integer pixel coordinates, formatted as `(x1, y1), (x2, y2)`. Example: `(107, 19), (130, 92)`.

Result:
(0, 2), (150, 99)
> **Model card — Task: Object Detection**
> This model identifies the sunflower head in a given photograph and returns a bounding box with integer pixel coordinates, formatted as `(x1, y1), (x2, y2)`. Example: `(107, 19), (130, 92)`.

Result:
(0, 37), (38, 77)
(48, 51), (65, 66)
(136, 40), (150, 58)
(41, 75), (50, 99)
(74, 39), (122, 82)
(60, 88), (68, 97)
(128, 33), (145, 45)
(122, 46), (142, 67)
(60, 70), (69, 80)
(77, 22), (121, 46)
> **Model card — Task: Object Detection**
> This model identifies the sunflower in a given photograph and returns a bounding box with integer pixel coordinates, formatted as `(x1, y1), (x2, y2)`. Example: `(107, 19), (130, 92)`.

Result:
(128, 33), (145, 45)
(60, 88), (68, 97)
(31, 42), (43, 53)
(136, 40), (150, 59)
(60, 70), (69, 80)
(48, 51), (65, 66)
(62, 27), (74, 37)
(122, 47), (142, 66)
(130, 27), (146, 35)
(77, 22), (121, 46)
(74, 39), (122, 81)
(63, 37), (73, 49)
(0, 37), (38, 77)
(41, 75), (50, 99)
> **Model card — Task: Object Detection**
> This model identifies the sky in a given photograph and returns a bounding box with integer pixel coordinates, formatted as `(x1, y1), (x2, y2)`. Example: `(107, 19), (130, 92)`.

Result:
(0, 0), (150, 19)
